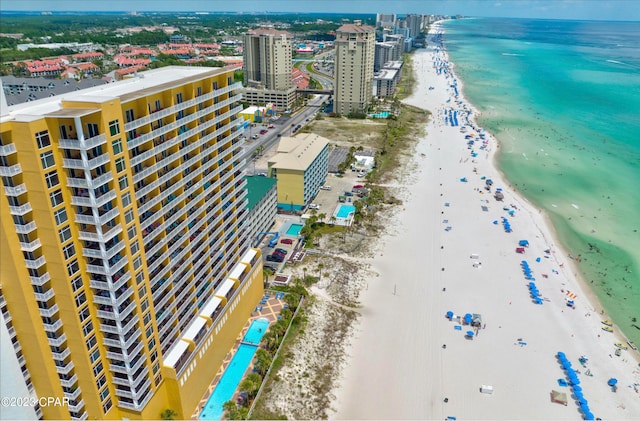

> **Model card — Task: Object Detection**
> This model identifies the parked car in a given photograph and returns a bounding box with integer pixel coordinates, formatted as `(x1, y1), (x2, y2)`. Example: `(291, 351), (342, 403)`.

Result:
(268, 124), (275, 128)
(266, 255), (282, 262)
(281, 238), (294, 245)
(271, 253), (285, 261)
(275, 248), (288, 255)
(320, 185), (332, 190)
(259, 129), (268, 135)
(309, 204), (320, 210)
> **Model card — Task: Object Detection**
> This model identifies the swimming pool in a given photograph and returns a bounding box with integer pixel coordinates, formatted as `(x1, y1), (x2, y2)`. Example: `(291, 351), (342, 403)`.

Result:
(286, 223), (303, 236)
(336, 204), (356, 219)
(243, 318), (269, 345)
(199, 319), (269, 420)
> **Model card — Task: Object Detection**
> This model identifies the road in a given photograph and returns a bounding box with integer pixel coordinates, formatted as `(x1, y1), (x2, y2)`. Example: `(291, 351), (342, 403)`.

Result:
(241, 94), (330, 173)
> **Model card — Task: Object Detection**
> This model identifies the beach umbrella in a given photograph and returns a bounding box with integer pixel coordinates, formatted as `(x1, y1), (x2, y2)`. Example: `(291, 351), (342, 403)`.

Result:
(583, 412), (595, 420)
(577, 397), (588, 405)
(466, 331), (474, 337)
(557, 352), (567, 359)
(446, 311), (454, 319)
(608, 378), (618, 386)
(579, 403), (590, 413)
(572, 385), (582, 392)
(573, 390), (584, 400)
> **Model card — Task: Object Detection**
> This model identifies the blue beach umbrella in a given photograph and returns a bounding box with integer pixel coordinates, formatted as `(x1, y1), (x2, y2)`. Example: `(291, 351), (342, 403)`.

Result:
(572, 385), (582, 392)
(580, 403), (590, 413)
(583, 412), (595, 420)
(446, 311), (454, 319)
(608, 378), (618, 386)
(557, 352), (566, 359)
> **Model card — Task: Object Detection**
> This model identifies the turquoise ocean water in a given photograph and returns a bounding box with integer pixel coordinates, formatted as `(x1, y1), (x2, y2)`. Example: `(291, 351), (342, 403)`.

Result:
(442, 18), (640, 345)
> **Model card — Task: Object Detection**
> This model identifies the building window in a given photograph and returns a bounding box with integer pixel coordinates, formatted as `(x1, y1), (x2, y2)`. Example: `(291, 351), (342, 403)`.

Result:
(67, 259), (80, 277)
(54, 208), (68, 225)
(86, 334), (97, 351)
(62, 243), (76, 260)
(112, 138), (123, 155)
(122, 192), (131, 207)
(124, 209), (134, 224)
(82, 320), (94, 336)
(90, 348), (100, 364)
(99, 387), (109, 401)
(49, 189), (64, 208)
(92, 361), (103, 377)
(102, 398), (112, 413)
(74, 291), (86, 307)
(40, 151), (55, 169)
(125, 109), (135, 123)
(58, 226), (71, 243)
(133, 256), (142, 270)
(96, 373), (106, 388)
(127, 225), (136, 240)
(135, 271), (144, 285)
(108, 120), (120, 136)
(115, 157), (126, 173)
(130, 240), (139, 255)
(45, 171), (60, 188)
(71, 276), (83, 292)
(79, 306), (90, 323)
(141, 298), (148, 313)
(36, 130), (51, 149)
(143, 312), (151, 326)
(118, 175), (128, 190)
(87, 123), (99, 138)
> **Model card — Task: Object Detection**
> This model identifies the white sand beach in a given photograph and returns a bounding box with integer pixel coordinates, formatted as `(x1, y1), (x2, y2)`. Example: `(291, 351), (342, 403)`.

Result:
(331, 24), (640, 420)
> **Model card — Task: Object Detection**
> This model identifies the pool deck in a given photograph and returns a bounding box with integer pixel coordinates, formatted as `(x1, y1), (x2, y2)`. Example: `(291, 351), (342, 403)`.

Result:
(191, 292), (286, 420)
(332, 203), (356, 227)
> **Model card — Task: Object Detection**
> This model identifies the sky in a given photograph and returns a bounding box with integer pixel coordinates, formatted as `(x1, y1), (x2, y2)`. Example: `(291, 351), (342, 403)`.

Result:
(2, 0), (639, 21)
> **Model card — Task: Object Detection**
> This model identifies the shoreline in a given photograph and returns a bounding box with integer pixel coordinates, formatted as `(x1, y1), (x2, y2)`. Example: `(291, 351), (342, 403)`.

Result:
(330, 22), (640, 420)
(441, 22), (638, 354)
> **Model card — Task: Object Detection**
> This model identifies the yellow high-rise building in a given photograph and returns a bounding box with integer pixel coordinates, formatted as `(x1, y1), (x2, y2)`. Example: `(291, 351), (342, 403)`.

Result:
(0, 66), (264, 420)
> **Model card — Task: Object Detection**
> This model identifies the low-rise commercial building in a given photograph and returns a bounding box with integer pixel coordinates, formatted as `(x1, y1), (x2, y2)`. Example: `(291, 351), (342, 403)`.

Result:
(268, 133), (329, 211)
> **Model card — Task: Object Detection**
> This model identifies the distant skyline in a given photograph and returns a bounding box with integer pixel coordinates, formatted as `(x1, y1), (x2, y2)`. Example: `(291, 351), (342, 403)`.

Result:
(2, 0), (639, 22)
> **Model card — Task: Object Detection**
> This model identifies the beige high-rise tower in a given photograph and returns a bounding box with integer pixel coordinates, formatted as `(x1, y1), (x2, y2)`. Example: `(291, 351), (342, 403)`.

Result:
(242, 28), (296, 111)
(333, 22), (376, 116)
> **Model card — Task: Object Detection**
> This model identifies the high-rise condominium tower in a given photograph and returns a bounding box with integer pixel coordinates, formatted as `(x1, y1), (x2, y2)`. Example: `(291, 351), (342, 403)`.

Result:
(333, 22), (376, 116)
(0, 66), (264, 420)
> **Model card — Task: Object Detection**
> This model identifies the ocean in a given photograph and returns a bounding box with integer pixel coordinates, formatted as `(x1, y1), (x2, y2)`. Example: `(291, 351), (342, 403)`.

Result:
(441, 18), (640, 345)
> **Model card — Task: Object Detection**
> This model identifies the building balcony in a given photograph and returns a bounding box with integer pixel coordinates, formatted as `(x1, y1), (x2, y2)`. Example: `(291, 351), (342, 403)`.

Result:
(78, 224), (122, 243)
(67, 170), (113, 190)
(25, 255), (46, 269)
(58, 133), (107, 150)
(9, 203), (32, 216)
(51, 347), (71, 360)
(44, 326), (65, 341)
(62, 153), (110, 171)
(30, 273), (51, 287)
(0, 143), (17, 156)
(20, 238), (42, 253)
(3, 183), (27, 196)
(59, 374), (78, 388)
(34, 289), (55, 302)
(0, 163), (22, 176)
(64, 387), (81, 401)
(15, 221), (37, 234)
(66, 399), (85, 414)
(55, 360), (75, 375)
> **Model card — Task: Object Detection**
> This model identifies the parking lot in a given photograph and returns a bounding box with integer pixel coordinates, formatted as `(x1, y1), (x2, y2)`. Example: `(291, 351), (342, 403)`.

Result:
(307, 170), (366, 220)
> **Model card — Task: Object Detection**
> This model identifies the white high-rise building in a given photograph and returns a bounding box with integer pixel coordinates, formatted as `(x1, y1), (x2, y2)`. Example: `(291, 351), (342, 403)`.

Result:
(333, 22), (375, 116)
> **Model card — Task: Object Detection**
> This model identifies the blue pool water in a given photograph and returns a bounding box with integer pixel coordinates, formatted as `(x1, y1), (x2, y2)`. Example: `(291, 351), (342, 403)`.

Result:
(336, 204), (356, 219)
(199, 319), (269, 420)
(286, 223), (303, 236)
(243, 318), (269, 345)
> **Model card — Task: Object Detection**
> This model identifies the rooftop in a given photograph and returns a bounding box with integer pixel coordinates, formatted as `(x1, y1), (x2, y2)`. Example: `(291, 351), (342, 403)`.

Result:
(247, 28), (292, 38)
(269, 133), (330, 171)
(244, 175), (277, 211)
(336, 23), (375, 34)
(1, 66), (231, 122)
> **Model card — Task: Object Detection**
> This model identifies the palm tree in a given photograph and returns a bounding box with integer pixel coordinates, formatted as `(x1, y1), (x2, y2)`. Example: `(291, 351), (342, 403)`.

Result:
(317, 263), (324, 281)
(254, 349), (273, 375)
(240, 372), (262, 399)
(160, 409), (177, 420)
(302, 267), (308, 283)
